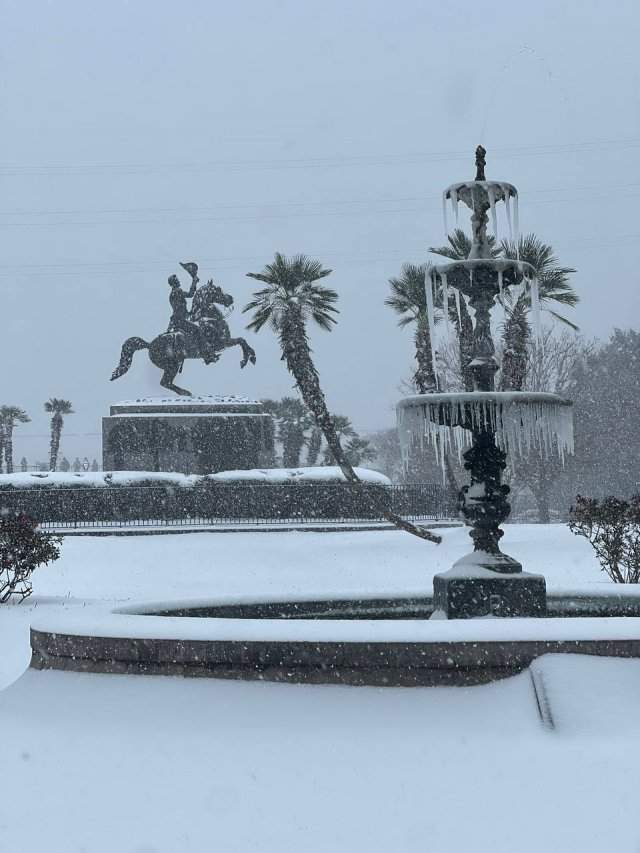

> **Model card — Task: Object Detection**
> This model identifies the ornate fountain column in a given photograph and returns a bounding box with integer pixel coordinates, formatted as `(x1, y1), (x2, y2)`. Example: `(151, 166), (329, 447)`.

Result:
(397, 148), (572, 618)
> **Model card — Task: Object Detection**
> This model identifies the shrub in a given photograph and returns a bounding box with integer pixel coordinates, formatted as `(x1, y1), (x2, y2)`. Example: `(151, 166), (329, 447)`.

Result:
(568, 494), (640, 583)
(0, 511), (61, 602)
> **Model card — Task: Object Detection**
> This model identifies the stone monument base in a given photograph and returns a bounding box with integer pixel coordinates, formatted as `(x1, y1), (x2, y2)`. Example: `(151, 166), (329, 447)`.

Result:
(102, 395), (275, 475)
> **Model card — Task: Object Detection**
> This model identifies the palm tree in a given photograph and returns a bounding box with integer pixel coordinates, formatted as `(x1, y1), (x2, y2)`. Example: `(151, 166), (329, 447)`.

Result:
(44, 398), (74, 471)
(0, 406), (31, 474)
(262, 397), (314, 467)
(386, 262), (438, 393)
(306, 427), (323, 466)
(244, 252), (440, 543)
(322, 415), (356, 465)
(500, 235), (578, 390)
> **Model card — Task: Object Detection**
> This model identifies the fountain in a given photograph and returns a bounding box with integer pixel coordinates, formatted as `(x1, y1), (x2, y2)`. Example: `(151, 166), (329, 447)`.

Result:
(398, 146), (574, 618)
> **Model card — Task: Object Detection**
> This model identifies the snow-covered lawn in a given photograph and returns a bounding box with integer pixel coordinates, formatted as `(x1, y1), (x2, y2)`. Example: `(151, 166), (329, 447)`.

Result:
(1, 524), (639, 853)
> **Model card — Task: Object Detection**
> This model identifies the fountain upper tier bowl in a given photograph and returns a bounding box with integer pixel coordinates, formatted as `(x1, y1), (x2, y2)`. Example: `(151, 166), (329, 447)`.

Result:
(444, 180), (517, 208)
(432, 258), (536, 294)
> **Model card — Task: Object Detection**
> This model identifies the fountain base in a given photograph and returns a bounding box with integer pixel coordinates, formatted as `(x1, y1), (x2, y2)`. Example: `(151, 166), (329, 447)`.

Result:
(433, 559), (546, 619)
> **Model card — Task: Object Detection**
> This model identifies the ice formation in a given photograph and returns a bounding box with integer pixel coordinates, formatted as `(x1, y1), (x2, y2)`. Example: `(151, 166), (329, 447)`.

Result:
(423, 273), (438, 380)
(441, 271), (450, 337)
(454, 288), (462, 328)
(488, 184), (498, 239)
(526, 274), (543, 347)
(397, 392), (574, 479)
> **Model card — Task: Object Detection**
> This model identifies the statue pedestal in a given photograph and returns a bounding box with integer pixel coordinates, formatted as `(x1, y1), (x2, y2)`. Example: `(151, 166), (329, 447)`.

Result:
(102, 396), (275, 475)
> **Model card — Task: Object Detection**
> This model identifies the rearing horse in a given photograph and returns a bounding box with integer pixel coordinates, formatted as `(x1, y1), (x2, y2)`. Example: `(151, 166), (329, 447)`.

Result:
(110, 280), (256, 396)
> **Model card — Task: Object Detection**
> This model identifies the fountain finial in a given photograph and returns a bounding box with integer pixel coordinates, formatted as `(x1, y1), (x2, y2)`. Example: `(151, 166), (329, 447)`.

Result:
(475, 145), (486, 181)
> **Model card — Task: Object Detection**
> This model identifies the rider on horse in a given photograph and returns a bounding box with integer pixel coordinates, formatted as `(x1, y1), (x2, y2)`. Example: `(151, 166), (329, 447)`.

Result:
(167, 273), (217, 364)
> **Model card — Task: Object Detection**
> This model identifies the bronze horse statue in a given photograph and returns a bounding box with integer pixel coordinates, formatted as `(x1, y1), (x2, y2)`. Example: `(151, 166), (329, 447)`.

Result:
(110, 272), (256, 396)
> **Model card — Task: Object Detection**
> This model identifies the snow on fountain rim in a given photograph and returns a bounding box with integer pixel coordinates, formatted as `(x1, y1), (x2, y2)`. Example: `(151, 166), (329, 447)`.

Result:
(30, 599), (640, 645)
(444, 180), (517, 200)
(398, 391), (573, 409)
(431, 258), (536, 277)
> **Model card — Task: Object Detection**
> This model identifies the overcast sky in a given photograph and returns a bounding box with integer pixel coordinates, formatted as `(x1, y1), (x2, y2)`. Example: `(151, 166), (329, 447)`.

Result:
(2, 0), (639, 464)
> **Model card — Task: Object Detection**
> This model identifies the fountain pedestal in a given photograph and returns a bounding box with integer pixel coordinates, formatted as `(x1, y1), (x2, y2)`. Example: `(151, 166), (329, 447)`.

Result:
(433, 566), (546, 619)
(432, 426), (546, 618)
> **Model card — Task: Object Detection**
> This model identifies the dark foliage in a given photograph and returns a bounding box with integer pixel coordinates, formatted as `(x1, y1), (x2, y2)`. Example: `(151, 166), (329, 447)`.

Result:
(0, 511), (61, 602)
(0, 482), (453, 526)
(569, 494), (640, 583)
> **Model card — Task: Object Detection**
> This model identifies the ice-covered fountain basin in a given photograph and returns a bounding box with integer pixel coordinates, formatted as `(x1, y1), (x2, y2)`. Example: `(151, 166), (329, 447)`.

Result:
(397, 392), (574, 465)
(432, 258), (535, 293)
(29, 590), (640, 687)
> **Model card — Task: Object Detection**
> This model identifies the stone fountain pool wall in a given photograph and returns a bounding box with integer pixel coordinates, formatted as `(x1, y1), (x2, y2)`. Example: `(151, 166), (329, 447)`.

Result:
(29, 591), (640, 687)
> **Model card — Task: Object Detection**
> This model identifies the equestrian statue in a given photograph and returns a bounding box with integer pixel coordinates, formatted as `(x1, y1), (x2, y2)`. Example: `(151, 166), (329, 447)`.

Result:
(110, 261), (256, 396)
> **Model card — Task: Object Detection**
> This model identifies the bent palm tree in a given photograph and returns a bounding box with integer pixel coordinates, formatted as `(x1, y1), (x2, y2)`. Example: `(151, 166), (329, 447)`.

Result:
(44, 398), (74, 471)
(1, 406), (31, 474)
(500, 235), (578, 390)
(386, 262), (438, 393)
(244, 253), (440, 544)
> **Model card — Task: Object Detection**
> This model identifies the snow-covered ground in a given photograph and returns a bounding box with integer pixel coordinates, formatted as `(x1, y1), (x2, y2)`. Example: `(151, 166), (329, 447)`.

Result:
(2, 524), (640, 852)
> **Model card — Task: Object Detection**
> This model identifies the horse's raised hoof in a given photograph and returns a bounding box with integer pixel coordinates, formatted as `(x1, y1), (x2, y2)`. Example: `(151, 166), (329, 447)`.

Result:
(249, 354), (256, 365)
(240, 358), (248, 369)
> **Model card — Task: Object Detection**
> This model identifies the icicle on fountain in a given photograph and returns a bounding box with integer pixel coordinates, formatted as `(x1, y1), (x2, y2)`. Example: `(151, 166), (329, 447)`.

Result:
(397, 146), (574, 619)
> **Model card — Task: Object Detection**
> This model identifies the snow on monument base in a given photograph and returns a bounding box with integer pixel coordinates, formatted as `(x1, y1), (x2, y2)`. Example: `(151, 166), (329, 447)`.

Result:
(433, 562), (547, 619)
(102, 396), (275, 475)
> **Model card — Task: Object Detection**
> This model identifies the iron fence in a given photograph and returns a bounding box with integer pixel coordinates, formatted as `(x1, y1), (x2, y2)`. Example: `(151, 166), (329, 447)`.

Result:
(0, 482), (457, 530)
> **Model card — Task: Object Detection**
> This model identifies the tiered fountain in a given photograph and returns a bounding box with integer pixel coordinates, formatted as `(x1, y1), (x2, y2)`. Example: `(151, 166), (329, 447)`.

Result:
(398, 146), (574, 618)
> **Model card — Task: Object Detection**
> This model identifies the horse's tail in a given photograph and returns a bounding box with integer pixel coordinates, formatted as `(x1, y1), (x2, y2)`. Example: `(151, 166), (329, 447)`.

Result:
(110, 336), (149, 381)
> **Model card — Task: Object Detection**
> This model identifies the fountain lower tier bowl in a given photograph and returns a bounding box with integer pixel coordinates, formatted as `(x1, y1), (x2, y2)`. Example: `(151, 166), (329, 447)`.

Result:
(397, 392), (574, 462)
(30, 593), (640, 687)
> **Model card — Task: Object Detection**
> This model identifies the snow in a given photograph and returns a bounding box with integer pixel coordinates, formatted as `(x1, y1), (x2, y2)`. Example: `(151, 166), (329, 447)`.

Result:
(113, 394), (260, 406)
(0, 525), (640, 853)
(2, 524), (640, 851)
(209, 466), (391, 485)
(0, 470), (200, 489)
(0, 466), (390, 489)
(31, 605), (640, 645)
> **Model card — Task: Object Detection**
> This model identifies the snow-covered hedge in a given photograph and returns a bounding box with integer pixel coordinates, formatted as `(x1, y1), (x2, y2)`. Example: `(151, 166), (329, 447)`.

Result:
(0, 467), (390, 490)
(0, 468), (393, 524)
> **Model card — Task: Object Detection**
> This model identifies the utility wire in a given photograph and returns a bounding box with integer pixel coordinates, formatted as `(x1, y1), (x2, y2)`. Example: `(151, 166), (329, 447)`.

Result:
(0, 137), (638, 176)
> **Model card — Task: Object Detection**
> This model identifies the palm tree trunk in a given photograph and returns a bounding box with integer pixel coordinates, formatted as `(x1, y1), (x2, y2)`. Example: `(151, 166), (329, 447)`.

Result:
(0, 419), (5, 474)
(458, 297), (474, 391)
(49, 414), (62, 471)
(414, 318), (437, 393)
(280, 309), (441, 544)
(501, 302), (530, 391)
(282, 425), (305, 467)
(306, 427), (323, 466)
(5, 424), (14, 474)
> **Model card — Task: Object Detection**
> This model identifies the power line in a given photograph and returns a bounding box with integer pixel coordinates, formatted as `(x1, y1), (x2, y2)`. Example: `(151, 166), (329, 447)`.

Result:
(0, 234), (638, 279)
(0, 137), (638, 177)
(3, 181), (640, 218)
